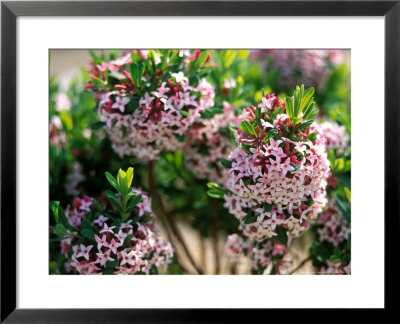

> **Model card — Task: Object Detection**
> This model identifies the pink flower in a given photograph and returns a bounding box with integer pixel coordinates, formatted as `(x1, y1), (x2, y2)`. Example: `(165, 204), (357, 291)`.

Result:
(87, 51), (216, 161)
(58, 188), (174, 275)
(223, 92), (329, 242)
(112, 96), (130, 113)
(119, 250), (137, 266)
(95, 250), (114, 266)
(171, 72), (188, 84)
(94, 234), (107, 251)
(105, 238), (122, 255)
(262, 214), (284, 231)
(251, 49), (343, 89)
(100, 223), (116, 234)
(156, 82), (170, 96)
(93, 215), (108, 227)
(77, 245), (93, 260)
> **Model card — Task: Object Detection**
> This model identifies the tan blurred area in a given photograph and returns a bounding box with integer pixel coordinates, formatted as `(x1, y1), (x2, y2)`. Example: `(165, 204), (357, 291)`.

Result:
(49, 49), (349, 275)
(50, 49), (350, 81)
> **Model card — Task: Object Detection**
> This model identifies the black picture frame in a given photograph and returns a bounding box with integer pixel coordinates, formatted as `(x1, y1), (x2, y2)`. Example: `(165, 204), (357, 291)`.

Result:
(1, 0), (398, 321)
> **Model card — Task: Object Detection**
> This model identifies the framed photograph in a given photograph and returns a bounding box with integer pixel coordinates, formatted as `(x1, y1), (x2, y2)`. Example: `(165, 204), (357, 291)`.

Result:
(1, 0), (398, 321)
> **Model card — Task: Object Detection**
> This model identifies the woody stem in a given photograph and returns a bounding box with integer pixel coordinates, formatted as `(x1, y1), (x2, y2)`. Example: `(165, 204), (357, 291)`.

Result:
(289, 255), (313, 275)
(212, 199), (220, 274)
(148, 161), (203, 275)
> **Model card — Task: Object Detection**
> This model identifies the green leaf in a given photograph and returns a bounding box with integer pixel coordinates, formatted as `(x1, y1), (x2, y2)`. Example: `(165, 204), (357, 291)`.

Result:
(267, 129), (278, 137)
(141, 215), (154, 224)
(117, 168), (126, 186)
(308, 132), (317, 142)
(103, 260), (119, 275)
(293, 85), (302, 117)
(81, 228), (95, 242)
(243, 210), (257, 224)
(207, 182), (220, 189)
(275, 226), (288, 245)
(106, 194), (123, 215)
(299, 86), (315, 113)
(51, 201), (60, 223)
(244, 178), (252, 186)
(221, 159), (232, 169)
(109, 71), (126, 80)
(105, 172), (119, 191)
(129, 62), (138, 85)
(334, 158), (345, 171)
(180, 110), (190, 117)
(344, 187), (351, 203)
(296, 120), (313, 131)
(303, 102), (318, 121)
(263, 202), (273, 212)
(148, 50), (156, 69)
(196, 51), (208, 68)
(222, 50), (236, 68)
(91, 78), (106, 87)
(311, 242), (331, 262)
(53, 224), (67, 237)
(51, 201), (74, 231)
(113, 218), (122, 231)
(80, 218), (93, 232)
(289, 164), (300, 174)
(125, 97), (140, 113)
(306, 195), (314, 206)
(240, 120), (256, 136)
(49, 236), (69, 242)
(330, 255), (342, 263)
(121, 234), (133, 249)
(255, 107), (261, 123)
(125, 167), (134, 189)
(200, 106), (224, 119)
(336, 195), (350, 221)
(91, 121), (105, 130)
(105, 190), (117, 199)
(126, 194), (142, 211)
(174, 133), (185, 143)
(285, 97), (294, 120)
(50, 261), (58, 274)
(206, 189), (225, 199)
(188, 74), (200, 86)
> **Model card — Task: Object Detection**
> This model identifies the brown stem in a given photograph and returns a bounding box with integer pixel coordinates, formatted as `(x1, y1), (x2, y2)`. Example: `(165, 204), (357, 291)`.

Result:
(230, 263), (237, 275)
(148, 161), (203, 274)
(211, 199), (220, 274)
(289, 255), (313, 275)
(199, 230), (206, 272)
(147, 190), (189, 274)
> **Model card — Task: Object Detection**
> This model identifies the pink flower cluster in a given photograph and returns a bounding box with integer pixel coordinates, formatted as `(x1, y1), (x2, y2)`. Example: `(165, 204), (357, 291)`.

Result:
(86, 51), (216, 161)
(64, 195), (93, 228)
(183, 102), (238, 184)
(60, 188), (173, 275)
(223, 93), (330, 241)
(49, 116), (66, 150)
(319, 120), (349, 150)
(102, 77), (214, 160)
(225, 234), (292, 274)
(317, 199), (350, 247)
(320, 260), (351, 275)
(65, 162), (86, 196)
(54, 92), (71, 112)
(251, 50), (343, 89)
(224, 103), (329, 241)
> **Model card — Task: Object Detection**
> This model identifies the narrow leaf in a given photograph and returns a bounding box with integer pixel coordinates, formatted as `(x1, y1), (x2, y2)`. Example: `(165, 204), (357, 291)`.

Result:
(105, 172), (119, 191)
